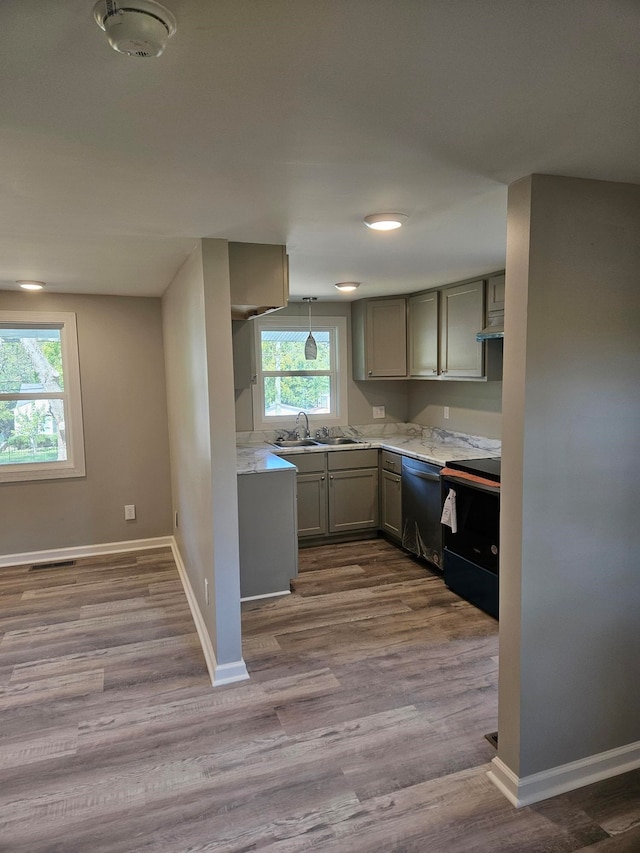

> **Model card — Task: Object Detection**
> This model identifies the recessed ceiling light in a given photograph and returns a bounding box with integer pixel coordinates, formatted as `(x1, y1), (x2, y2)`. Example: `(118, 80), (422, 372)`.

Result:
(17, 280), (45, 291)
(363, 213), (408, 231)
(334, 282), (360, 292)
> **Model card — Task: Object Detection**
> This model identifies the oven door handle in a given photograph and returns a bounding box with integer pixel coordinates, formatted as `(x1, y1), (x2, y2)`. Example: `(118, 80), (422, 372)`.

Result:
(442, 474), (500, 495)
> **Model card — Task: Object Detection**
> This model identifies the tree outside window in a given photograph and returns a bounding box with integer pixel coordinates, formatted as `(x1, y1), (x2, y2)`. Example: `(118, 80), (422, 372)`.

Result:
(0, 312), (85, 482)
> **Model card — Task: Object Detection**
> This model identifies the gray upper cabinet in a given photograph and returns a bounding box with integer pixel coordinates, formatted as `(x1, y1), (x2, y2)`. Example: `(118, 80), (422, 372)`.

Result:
(352, 298), (407, 379)
(408, 291), (439, 377)
(486, 273), (505, 315)
(232, 319), (255, 390)
(229, 242), (289, 320)
(439, 280), (484, 378)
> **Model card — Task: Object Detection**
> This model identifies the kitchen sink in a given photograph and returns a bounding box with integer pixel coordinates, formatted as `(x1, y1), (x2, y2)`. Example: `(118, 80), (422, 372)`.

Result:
(314, 437), (362, 445)
(270, 439), (319, 448)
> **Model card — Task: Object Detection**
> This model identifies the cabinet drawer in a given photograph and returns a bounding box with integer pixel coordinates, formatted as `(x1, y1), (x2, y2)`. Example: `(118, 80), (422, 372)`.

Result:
(380, 450), (402, 474)
(278, 452), (326, 473)
(328, 449), (379, 470)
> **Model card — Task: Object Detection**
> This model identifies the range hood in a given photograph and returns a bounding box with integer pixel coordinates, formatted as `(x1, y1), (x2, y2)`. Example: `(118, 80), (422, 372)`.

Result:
(476, 314), (504, 341)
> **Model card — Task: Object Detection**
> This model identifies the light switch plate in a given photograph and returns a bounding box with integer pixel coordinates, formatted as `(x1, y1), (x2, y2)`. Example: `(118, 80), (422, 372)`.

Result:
(373, 406), (385, 419)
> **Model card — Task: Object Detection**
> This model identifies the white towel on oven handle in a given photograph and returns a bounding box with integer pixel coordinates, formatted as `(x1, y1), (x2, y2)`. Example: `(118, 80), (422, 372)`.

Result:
(441, 488), (457, 533)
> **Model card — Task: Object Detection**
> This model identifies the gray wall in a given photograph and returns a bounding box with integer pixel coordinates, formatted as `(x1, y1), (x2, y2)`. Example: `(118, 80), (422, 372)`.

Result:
(162, 239), (243, 669)
(408, 380), (502, 439)
(499, 175), (640, 779)
(0, 292), (172, 555)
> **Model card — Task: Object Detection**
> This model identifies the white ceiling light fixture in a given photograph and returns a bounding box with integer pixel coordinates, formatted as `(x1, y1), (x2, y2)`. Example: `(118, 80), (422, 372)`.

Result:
(363, 213), (409, 231)
(93, 0), (177, 58)
(17, 280), (45, 291)
(334, 282), (360, 292)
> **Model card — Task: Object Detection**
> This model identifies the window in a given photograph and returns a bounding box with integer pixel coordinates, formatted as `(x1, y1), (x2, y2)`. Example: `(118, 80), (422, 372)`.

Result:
(252, 315), (348, 431)
(0, 311), (85, 482)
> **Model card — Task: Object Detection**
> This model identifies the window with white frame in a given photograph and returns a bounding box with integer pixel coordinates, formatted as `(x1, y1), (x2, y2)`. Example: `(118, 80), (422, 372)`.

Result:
(252, 315), (348, 432)
(0, 311), (85, 482)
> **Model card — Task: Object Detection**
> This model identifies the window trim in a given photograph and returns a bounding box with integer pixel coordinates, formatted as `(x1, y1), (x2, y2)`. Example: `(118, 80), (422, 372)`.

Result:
(0, 311), (86, 483)
(251, 315), (348, 431)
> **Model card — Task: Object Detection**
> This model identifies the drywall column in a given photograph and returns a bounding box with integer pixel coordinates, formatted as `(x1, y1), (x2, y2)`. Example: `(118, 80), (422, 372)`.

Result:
(201, 239), (245, 672)
(162, 239), (246, 685)
(492, 175), (640, 806)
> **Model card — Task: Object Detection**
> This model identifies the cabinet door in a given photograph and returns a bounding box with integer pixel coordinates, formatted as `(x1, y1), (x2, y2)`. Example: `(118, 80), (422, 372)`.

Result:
(232, 320), (255, 390)
(229, 242), (289, 316)
(440, 280), (484, 378)
(365, 299), (407, 377)
(381, 470), (402, 540)
(329, 468), (379, 533)
(408, 291), (439, 376)
(487, 273), (505, 315)
(297, 472), (327, 537)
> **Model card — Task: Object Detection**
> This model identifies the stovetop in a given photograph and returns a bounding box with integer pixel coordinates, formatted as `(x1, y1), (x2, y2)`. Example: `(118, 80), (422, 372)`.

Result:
(445, 457), (501, 482)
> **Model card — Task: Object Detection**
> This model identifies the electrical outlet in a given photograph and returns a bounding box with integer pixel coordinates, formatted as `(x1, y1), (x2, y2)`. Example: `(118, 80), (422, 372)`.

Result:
(204, 578), (209, 605)
(443, 406), (450, 420)
(124, 504), (136, 520)
(373, 406), (385, 419)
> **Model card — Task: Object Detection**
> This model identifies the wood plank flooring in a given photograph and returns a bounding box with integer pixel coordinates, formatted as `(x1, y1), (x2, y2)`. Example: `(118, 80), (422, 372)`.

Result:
(0, 539), (638, 851)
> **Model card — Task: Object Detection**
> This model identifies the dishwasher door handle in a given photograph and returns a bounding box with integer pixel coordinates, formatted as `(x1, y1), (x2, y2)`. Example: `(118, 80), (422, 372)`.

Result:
(405, 469), (440, 483)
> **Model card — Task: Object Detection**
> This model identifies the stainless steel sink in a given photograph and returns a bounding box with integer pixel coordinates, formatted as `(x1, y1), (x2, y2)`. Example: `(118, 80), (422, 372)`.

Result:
(314, 437), (362, 445)
(270, 439), (319, 448)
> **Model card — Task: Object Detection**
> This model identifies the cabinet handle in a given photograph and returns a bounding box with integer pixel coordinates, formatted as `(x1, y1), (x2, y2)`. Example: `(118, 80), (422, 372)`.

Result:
(321, 475), (325, 481)
(368, 370), (372, 376)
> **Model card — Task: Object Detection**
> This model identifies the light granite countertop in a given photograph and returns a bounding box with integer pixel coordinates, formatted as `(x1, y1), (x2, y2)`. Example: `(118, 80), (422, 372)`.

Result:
(237, 423), (501, 475)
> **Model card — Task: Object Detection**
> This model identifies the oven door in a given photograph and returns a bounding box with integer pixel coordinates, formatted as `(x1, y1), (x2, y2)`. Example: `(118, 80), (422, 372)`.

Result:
(441, 474), (500, 619)
(441, 475), (500, 573)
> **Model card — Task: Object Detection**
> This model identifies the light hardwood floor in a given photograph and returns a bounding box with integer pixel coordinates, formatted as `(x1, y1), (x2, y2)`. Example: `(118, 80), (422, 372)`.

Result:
(0, 540), (638, 852)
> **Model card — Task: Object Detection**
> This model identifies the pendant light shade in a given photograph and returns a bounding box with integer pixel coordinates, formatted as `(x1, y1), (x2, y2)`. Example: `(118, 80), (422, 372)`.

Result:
(302, 297), (317, 360)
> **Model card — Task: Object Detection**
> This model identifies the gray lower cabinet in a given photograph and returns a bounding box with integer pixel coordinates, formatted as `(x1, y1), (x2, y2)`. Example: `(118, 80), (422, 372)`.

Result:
(237, 469), (298, 598)
(380, 469), (402, 540)
(297, 472), (328, 536)
(328, 468), (379, 532)
(281, 449), (379, 540)
(380, 449), (403, 541)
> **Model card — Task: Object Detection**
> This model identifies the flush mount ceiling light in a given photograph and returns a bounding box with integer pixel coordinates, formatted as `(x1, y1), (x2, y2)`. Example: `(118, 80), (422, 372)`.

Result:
(334, 282), (360, 292)
(17, 280), (45, 291)
(363, 213), (409, 231)
(93, 0), (177, 58)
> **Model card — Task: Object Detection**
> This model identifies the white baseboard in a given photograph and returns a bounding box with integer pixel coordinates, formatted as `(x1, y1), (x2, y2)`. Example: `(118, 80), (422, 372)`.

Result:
(488, 739), (640, 808)
(1, 535), (249, 689)
(169, 540), (249, 688)
(241, 589), (291, 602)
(0, 536), (175, 569)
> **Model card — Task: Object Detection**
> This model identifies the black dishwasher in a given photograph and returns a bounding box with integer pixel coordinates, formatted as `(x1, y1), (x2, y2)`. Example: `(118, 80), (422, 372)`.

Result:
(401, 457), (442, 568)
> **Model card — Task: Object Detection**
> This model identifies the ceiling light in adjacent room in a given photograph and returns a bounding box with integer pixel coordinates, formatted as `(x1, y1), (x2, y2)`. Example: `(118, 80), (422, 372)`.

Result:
(334, 282), (360, 292)
(363, 213), (408, 231)
(17, 281), (45, 291)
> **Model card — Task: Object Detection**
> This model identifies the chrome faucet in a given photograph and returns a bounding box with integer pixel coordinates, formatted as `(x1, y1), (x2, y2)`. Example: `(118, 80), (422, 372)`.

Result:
(296, 411), (310, 439)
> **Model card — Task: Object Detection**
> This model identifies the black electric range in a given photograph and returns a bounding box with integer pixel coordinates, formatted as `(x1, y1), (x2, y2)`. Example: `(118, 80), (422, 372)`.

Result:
(440, 456), (501, 619)
(444, 457), (501, 482)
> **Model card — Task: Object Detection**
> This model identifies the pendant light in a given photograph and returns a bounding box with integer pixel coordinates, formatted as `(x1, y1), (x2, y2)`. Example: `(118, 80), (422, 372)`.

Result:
(302, 297), (317, 360)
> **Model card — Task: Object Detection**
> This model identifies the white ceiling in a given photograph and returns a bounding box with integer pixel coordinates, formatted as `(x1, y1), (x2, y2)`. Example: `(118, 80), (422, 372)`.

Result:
(0, 0), (638, 301)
